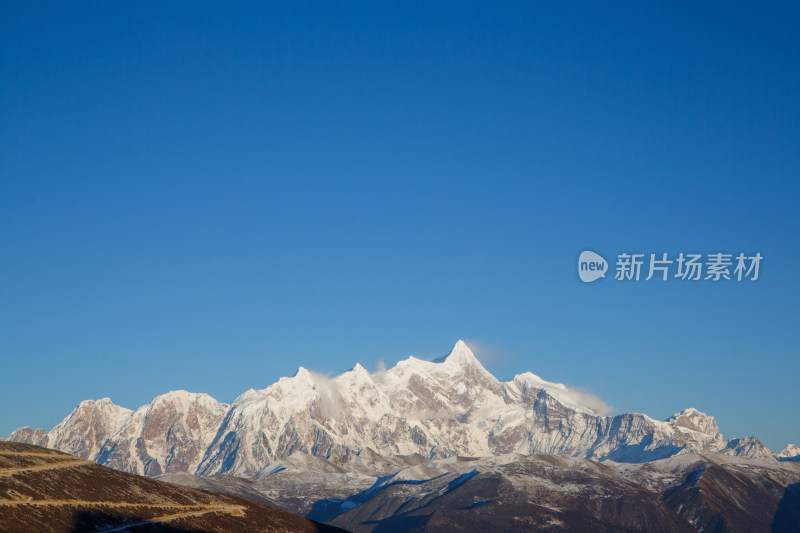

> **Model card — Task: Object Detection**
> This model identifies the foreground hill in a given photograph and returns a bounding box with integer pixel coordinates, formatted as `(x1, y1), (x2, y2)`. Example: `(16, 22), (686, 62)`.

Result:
(0, 442), (344, 533)
(8, 341), (790, 478)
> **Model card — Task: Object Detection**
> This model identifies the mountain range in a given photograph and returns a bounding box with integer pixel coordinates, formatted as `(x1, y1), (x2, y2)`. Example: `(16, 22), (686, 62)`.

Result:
(7, 341), (800, 477)
(8, 340), (800, 531)
(8, 341), (798, 478)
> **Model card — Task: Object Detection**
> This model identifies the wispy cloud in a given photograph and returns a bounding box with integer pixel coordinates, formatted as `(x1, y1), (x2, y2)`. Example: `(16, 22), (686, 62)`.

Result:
(305, 370), (343, 418)
(560, 386), (612, 416)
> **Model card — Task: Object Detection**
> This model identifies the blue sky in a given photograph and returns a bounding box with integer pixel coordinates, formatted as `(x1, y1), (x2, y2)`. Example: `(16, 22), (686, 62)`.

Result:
(1, 2), (798, 451)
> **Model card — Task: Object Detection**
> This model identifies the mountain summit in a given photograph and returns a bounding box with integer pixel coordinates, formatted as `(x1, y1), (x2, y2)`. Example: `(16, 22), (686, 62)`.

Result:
(438, 339), (481, 365)
(6, 341), (780, 477)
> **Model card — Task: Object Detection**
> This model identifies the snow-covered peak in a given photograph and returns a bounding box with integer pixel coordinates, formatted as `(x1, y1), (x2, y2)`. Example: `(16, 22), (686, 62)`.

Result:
(257, 366), (321, 414)
(68, 398), (133, 422)
(144, 390), (227, 414)
(509, 372), (600, 415)
(293, 366), (312, 379)
(438, 340), (489, 371)
(666, 408), (721, 438)
(233, 387), (267, 406)
(342, 362), (371, 379)
(379, 341), (496, 391)
(335, 363), (373, 387)
(75, 397), (131, 414)
(45, 397), (134, 461)
(779, 443), (800, 459)
(445, 340), (476, 362)
(512, 371), (564, 391)
(271, 367), (317, 392)
(719, 436), (776, 460)
(80, 397), (114, 406)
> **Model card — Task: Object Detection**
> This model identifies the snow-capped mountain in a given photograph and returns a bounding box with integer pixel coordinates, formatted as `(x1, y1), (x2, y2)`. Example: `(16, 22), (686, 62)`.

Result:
(779, 443), (800, 462)
(6, 341), (780, 476)
(94, 390), (229, 476)
(10, 391), (228, 477)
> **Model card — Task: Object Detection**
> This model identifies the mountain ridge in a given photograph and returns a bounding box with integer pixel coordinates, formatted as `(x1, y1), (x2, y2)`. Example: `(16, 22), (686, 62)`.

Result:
(6, 340), (783, 477)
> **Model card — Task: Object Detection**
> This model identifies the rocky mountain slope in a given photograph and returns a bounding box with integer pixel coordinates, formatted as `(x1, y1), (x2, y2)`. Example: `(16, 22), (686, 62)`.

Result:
(0, 441), (344, 532)
(6, 341), (784, 477)
(160, 447), (800, 532)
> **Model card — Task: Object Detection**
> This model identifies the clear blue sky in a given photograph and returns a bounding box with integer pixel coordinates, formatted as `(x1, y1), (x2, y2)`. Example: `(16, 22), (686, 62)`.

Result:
(1, 2), (798, 451)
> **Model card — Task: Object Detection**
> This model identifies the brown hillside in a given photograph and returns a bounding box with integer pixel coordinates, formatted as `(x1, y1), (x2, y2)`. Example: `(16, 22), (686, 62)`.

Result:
(0, 441), (347, 533)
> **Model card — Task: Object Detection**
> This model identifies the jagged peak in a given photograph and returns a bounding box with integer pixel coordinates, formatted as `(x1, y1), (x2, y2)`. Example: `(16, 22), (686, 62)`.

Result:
(275, 366), (317, 391)
(292, 366), (312, 379)
(509, 372), (603, 415)
(351, 363), (368, 374)
(78, 397), (114, 407)
(389, 341), (491, 377)
(75, 397), (131, 414)
(444, 340), (480, 365)
(5, 426), (48, 445)
(271, 366), (315, 387)
(720, 435), (776, 460)
(779, 443), (800, 458)
(333, 363), (373, 386)
(674, 407), (708, 417)
(666, 408), (721, 440)
(666, 407), (717, 423)
(431, 340), (485, 370)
